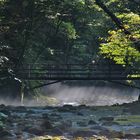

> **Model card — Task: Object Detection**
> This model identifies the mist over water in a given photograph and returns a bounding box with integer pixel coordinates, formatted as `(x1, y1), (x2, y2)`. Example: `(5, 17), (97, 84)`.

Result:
(0, 98), (21, 106)
(0, 82), (139, 106)
(45, 83), (139, 106)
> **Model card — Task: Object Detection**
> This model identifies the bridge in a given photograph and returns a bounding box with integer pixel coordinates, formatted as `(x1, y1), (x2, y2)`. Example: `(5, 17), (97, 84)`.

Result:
(6, 63), (140, 80)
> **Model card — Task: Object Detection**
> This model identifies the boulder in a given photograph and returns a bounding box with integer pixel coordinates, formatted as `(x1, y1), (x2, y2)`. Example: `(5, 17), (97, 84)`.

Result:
(77, 112), (84, 116)
(49, 113), (62, 121)
(42, 113), (49, 119)
(99, 130), (124, 138)
(99, 117), (114, 122)
(88, 120), (97, 125)
(0, 112), (8, 121)
(58, 120), (72, 130)
(26, 127), (45, 135)
(102, 121), (120, 126)
(47, 128), (63, 136)
(77, 121), (87, 127)
(30, 135), (70, 140)
(57, 108), (70, 112)
(0, 110), (11, 116)
(41, 120), (53, 129)
(78, 104), (87, 108)
(91, 126), (107, 131)
(0, 130), (13, 138)
(124, 134), (138, 139)
(73, 130), (97, 137)
(14, 106), (27, 112)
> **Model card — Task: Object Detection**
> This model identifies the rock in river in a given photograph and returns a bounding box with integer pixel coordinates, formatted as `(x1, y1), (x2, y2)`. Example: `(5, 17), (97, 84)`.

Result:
(26, 127), (45, 135)
(0, 130), (13, 139)
(41, 120), (53, 129)
(99, 117), (114, 122)
(88, 120), (97, 125)
(72, 130), (97, 137)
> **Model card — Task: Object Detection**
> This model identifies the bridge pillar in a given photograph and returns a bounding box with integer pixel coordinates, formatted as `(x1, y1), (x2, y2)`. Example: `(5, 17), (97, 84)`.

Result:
(20, 82), (25, 106)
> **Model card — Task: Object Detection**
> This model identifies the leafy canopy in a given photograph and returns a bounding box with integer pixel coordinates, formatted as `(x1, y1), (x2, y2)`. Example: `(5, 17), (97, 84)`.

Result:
(100, 12), (140, 66)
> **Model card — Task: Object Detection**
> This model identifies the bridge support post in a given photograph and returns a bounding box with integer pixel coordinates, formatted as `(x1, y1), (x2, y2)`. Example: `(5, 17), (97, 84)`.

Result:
(20, 82), (25, 106)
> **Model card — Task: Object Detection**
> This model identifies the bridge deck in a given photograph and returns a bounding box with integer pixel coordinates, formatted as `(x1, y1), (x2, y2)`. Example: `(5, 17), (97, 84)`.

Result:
(1, 64), (140, 80)
(13, 64), (140, 80)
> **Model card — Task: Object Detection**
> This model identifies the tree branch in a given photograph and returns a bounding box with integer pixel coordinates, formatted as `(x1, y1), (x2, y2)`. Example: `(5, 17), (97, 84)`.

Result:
(95, 0), (131, 35)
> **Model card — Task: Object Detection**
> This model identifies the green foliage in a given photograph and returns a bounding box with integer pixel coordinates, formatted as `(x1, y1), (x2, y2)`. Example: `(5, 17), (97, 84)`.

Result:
(99, 12), (140, 66)
(61, 22), (77, 39)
